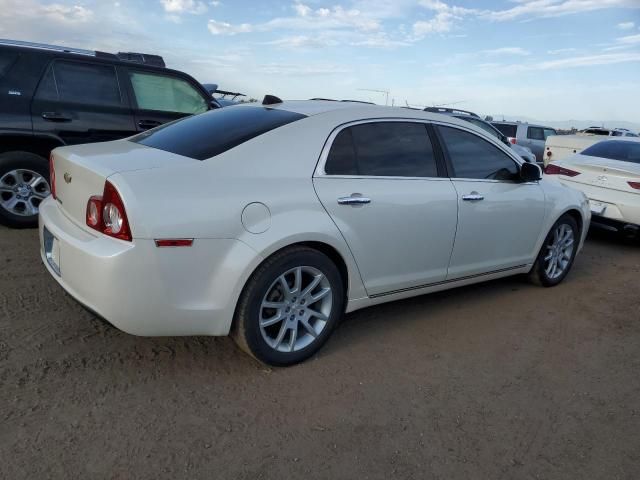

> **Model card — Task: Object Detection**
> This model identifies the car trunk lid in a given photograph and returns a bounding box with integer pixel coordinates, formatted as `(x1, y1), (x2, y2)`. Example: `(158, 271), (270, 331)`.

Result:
(559, 155), (640, 194)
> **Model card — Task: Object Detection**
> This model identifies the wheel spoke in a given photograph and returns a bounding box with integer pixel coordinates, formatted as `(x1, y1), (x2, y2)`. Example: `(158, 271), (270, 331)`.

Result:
(288, 325), (298, 352)
(272, 322), (289, 349)
(278, 275), (291, 297)
(0, 184), (13, 193)
(2, 196), (20, 211)
(292, 267), (302, 295)
(301, 274), (322, 298)
(260, 312), (285, 328)
(310, 287), (331, 303)
(23, 201), (37, 216)
(300, 318), (318, 338)
(306, 308), (328, 322)
(262, 301), (285, 309)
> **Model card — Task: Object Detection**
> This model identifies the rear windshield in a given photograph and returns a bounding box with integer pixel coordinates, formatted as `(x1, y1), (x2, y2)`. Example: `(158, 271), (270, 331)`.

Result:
(132, 106), (306, 160)
(581, 140), (640, 164)
(0, 52), (18, 78)
(492, 123), (517, 138)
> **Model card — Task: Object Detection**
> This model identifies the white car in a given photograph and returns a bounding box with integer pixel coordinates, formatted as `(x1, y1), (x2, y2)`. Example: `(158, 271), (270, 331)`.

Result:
(544, 128), (640, 165)
(545, 138), (640, 237)
(39, 99), (590, 365)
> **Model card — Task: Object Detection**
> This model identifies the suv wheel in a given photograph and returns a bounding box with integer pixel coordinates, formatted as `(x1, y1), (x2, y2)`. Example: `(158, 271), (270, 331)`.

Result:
(0, 151), (51, 228)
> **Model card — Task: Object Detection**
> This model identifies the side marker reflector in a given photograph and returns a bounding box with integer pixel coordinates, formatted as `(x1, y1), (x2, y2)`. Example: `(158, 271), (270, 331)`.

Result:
(155, 239), (194, 247)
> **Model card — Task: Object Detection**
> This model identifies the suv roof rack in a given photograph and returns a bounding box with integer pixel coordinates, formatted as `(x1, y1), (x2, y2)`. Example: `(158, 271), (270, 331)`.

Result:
(423, 107), (480, 118)
(0, 39), (166, 67)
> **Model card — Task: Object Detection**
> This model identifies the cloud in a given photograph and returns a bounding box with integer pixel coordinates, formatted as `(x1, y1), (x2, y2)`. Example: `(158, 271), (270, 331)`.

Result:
(412, 0), (477, 38)
(483, 0), (640, 22)
(36, 3), (93, 23)
(482, 47), (531, 56)
(207, 19), (252, 35)
(257, 63), (350, 76)
(617, 33), (640, 44)
(617, 21), (635, 30)
(160, 0), (207, 15)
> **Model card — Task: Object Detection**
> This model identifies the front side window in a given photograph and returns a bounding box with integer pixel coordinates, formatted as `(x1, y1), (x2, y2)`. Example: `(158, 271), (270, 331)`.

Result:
(36, 61), (122, 106)
(129, 71), (207, 114)
(325, 122), (438, 177)
(438, 126), (519, 181)
(527, 127), (545, 141)
(581, 140), (640, 164)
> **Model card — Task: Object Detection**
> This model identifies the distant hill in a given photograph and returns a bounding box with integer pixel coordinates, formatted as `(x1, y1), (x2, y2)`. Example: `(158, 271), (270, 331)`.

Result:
(487, 115), (640, 133)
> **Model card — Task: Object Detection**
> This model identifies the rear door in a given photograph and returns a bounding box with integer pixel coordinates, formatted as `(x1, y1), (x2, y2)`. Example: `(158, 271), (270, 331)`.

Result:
(525, 126), (546, 161)
(123, 68), (209, 131)
(31, 59), (136, 145)
(435, 124), (546, 279)
(313, 121), (458, 296)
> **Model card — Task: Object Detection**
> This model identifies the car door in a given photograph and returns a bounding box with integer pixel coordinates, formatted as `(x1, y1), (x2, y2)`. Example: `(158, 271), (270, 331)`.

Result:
(313, 121), (459, 296)
(123, 68), (210, 131)
(525, 126), (546, 161)
(434, 124), (546, 279)
(31, 59), (136, 145)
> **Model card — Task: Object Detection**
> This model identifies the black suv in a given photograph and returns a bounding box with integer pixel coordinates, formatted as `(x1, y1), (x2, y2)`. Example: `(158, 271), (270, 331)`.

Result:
(0, 39), (215, 227)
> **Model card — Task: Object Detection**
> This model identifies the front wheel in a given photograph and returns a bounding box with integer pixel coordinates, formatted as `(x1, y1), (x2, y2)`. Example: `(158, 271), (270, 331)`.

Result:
(232, 246), (345, 366)
(528, 214), (579, 287)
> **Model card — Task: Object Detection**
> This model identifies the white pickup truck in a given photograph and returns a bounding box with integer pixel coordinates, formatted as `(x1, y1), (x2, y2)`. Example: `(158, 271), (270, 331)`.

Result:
(544, 128), (639, 166)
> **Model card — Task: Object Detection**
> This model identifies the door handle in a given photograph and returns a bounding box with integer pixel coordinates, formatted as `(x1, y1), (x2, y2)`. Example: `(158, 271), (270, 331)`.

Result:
(337, 194), (371, 205)
(462, 193), (484, 201)
(41, 112), (71, 122)
(138, 119), (162, 130)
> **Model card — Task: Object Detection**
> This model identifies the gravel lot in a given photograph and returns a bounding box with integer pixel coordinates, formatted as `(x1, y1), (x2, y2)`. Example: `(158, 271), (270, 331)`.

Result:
(1, 225), (639, 479)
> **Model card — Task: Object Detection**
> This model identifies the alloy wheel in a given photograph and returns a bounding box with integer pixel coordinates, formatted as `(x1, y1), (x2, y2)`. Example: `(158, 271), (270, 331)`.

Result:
(259, 266), (334, 353)
(0, 169), (50, 217)
(544, 223), (575, 280)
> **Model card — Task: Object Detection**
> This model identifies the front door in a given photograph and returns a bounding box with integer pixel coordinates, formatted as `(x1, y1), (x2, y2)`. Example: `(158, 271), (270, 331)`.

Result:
(435, 124), (546, 279)
(313, 121), (458, 296)
(31, 60), (136, 145)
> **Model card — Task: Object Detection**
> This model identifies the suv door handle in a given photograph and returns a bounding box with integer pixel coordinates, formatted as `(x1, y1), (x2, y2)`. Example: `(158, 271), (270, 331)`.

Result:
(41, 112), (72, 122)
(138, 119), (162, 130)
(462, 193), (484, 201)
(338, 194), (371, 205)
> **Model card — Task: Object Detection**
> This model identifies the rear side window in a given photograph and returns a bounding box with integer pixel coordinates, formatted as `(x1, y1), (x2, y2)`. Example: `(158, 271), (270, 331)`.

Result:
(132, 106), (306, 160)
(543, 128), (556, 139)
(527, 127), (545, 141)
(581, 140), (640, 164)
(325, 122), (438, 177)
(0, 52), (18, 78)
(438, 126), (519, 181)
(129, 71), (208, 115)
(492, 123), (517, 138)
(36, 61), (122, 106)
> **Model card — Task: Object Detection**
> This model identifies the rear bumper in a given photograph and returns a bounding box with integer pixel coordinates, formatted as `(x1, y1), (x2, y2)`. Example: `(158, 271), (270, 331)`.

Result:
(556, 179), (640, 226)
(38, 196), (260, 336)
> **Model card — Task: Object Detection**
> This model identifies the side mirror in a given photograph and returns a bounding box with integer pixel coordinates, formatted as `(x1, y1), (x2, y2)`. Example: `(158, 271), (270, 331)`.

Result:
(520, 161), (542, 182)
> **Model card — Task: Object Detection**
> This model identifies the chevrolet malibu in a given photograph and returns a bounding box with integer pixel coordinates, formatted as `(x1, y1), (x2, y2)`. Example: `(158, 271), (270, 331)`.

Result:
(40, 99), (590, 365)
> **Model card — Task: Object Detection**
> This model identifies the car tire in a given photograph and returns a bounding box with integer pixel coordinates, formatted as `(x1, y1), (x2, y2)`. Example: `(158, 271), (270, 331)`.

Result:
(528, 214), (579, 287)
(232, 246), (345, 366)
(0, 151), (51, 228)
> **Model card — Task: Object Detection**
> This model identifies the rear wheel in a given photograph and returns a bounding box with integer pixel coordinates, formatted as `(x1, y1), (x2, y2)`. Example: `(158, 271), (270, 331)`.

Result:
(232, 246), (345, 366)
(528, 214), (579, 287)
(0, 151), (51, 228)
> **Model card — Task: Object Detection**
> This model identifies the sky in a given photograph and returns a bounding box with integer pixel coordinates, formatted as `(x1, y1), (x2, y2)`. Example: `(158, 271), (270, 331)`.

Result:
(1, 0), (639, 124)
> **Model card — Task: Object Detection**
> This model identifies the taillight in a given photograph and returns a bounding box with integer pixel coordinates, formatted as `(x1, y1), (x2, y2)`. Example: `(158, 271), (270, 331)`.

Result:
(508, 137), (517, 144)
(49, 154), (56, 199)
(629, 181), (640, 190)
(546, 149), (552, 158)
(545, 164), (580, 177)
(85, 181), (132, 241)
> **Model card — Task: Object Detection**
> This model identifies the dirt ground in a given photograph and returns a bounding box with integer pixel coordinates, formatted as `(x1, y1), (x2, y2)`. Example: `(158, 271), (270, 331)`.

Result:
(1, 226), (639, 480)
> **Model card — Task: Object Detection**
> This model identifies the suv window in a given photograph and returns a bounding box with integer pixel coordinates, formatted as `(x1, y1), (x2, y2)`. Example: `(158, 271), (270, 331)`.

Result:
(581, 140), (640, 164)
(460, 117), (501, 140)
(438, 126), (519, 181)
(129, 71), (207, 114)
(325, 122), (438, 177)
(0, 52), (18, 78)
(527, 126), (545, 141)
(492, 123), (517, 138)
(543, 128), (557, 139)
(36, 61), (122, 106)
(132, 106), (305, 160)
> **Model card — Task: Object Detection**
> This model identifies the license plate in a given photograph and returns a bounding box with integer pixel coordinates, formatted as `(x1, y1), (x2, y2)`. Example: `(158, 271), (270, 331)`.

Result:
(43, 227), (61, 276)
(589, 200), (607, 216)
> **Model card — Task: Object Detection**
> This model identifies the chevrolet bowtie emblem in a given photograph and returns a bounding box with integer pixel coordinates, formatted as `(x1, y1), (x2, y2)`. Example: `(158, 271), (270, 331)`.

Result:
(63, 172), (72, 184)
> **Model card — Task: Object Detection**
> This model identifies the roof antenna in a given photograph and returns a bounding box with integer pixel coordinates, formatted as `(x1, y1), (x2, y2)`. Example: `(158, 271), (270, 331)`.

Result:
(262, 94), (283, 106)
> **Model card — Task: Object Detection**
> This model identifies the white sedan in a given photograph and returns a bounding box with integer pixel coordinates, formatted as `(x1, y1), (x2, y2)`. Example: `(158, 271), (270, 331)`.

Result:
(545, 139), (640, 238)
(40, 99), (590, 365)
